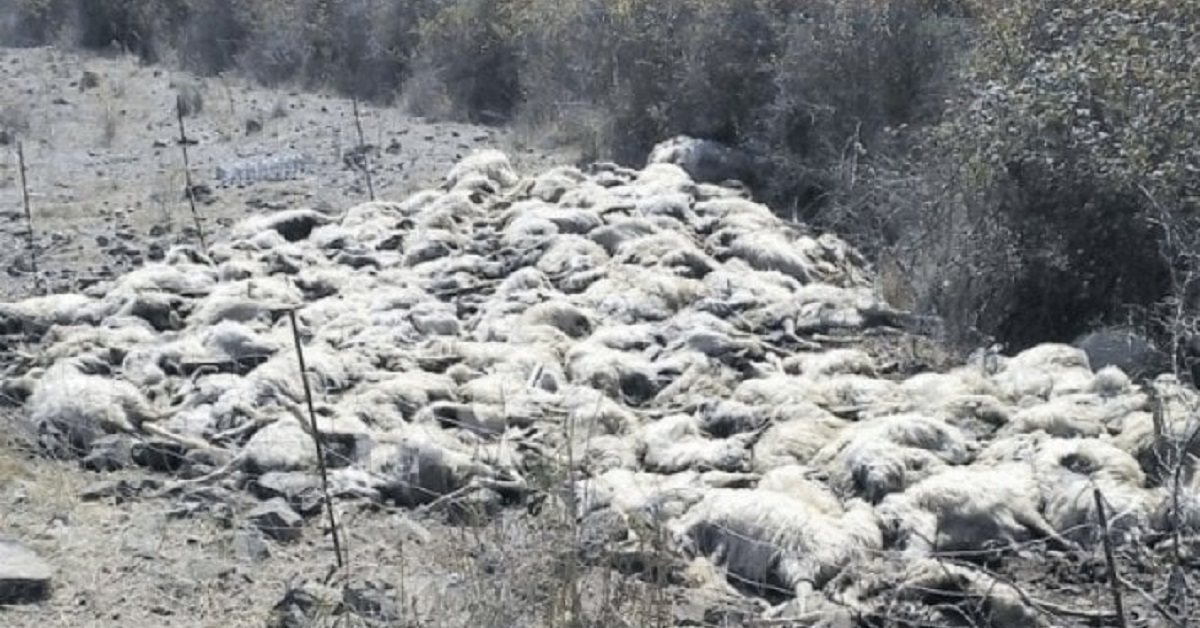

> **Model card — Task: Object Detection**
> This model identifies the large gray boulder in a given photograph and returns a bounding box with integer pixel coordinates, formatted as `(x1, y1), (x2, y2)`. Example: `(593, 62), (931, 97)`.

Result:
(1072, 328), (1170, 380)
(647, 135), (757, 187)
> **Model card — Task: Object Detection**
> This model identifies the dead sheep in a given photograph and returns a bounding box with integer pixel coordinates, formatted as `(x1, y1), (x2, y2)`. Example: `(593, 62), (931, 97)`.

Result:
(898, 368), (1000, 411)
(444, 149), (519, 192)
(634, 192), (701, 226)
(342, 200), (405, 227)
(576, 467), (707, 521)
(588, 217), (661, 255)
(340, 371), (456, 429)
(751, 403), (850, 471)
(516, 300), (595, 339)
(106, 290), (188, 332)
(561, 386), (641, 438)
(411, 190), (488, 232)
(25, 361), (164, 455)
(186, 278), (303, 329)
(366, 427), (499, 507)
(35, 323), (158, 367)
(649, 351), (743, 408)
(671, 487), (882, 606)
(580, 265), (708, 324)
(1029, 438), (1162, 544)
(694, 196), (780, 230)
(783, 349), (876, 379)
(526, 165), (587, 202)
(413, 400), (525, 438)
(991, 343), (1096, 402)
(628, 162), (697, 196)
(501, 201), (604, 235)
(646, 135), (757, 186)
(231, 208), (332, 243)
(585, 323), (660, 353)
(841, 557), (1049, 628)
(105, 262), (219, 297)
(566, 341), (657, 400)
(613, 230), (714, 280)
(756, 465), (844, 516)
(998, 390), (1147, 439)
(248, 340), (371, 404)
(813, 413), (973, 502)
(0, 293), (115, 335)
(639, 413), (752, 473)
(720, 231), (870, 288)
(201, 320), (280, 364)
(877, 463), (1071, 555)
(402, 228), (466, 267)
(534, 235), (610, 284)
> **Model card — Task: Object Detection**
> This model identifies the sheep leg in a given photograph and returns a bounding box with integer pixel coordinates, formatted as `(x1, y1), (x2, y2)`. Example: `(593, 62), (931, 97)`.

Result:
(1013, 508), (1077, 552)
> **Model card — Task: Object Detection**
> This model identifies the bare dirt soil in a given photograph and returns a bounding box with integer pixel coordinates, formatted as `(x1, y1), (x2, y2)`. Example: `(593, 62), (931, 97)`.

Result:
(0, 45), (571, 301)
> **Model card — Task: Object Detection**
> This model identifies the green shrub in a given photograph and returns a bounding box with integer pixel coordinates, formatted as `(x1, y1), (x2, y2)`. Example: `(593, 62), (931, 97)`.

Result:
(920, 0), (1200, 349)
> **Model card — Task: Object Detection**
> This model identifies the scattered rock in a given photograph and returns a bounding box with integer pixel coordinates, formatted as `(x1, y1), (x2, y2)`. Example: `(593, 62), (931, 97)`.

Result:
(0, 538), (52, 605)
(231, 526), (272, 563)
(251, 471), (324, 518)
(79, 477), (161, 503)
(246, 497), (304, 543)
(342, 579), (400, 623)
(266, 580), (342, 628)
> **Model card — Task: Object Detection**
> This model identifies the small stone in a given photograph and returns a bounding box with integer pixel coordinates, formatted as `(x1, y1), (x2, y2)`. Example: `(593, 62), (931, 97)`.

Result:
(79, 478), (160, 503)
(247, 498), (304, 543)
(343, 579), (399, 622)
(267, 581), (341, 628)
(0, 538), (52, 605)
(231, 527), (271, 563)
(251, 472), (323, 518)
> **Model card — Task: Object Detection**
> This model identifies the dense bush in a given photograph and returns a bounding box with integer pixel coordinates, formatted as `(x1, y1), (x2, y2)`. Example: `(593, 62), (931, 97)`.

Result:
(912, 0), (1200, 350)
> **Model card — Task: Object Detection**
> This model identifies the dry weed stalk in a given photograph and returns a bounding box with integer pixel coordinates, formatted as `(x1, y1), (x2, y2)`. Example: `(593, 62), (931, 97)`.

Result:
(175, 94), (208, 250)
(288, 309), (346, 572)
(16, 141), (42, 295)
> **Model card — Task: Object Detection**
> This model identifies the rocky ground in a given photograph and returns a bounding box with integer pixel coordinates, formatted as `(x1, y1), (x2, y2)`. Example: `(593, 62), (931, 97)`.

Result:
(0, 45), (570, 302)
(1, 45), (1199, 628)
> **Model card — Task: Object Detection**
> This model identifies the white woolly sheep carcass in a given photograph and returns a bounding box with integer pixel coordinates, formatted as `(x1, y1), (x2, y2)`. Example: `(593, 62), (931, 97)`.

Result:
(812, 413), (973, 502)
(185, 278), (302, 328)
(365, 427), (500, 507)
(444, 149), (519, 192)
(990, 343), (1096, 402)
(646, 135), (756, 186)
(230, 208), (333, 243)
(588, 217), (661, 256)
(877, 462), (1070, 555)
(672, 487), (882, 606)
(639, 413), (752, 473)
(751, 402), (850, 471)
(998, 390), (1147, 439)
(580, 265), (708, 324)
(0, 293), (115, 335)
(25, 361), (164, 454)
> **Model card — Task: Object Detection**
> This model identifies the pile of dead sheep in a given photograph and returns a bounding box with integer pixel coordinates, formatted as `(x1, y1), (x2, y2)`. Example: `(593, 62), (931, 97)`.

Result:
(3, 142), (1200, 626)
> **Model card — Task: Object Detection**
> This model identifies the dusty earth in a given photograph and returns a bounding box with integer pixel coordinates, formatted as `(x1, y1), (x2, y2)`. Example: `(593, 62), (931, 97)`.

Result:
(0, 45), (1198, 628)
(0, 45), (570, 302)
